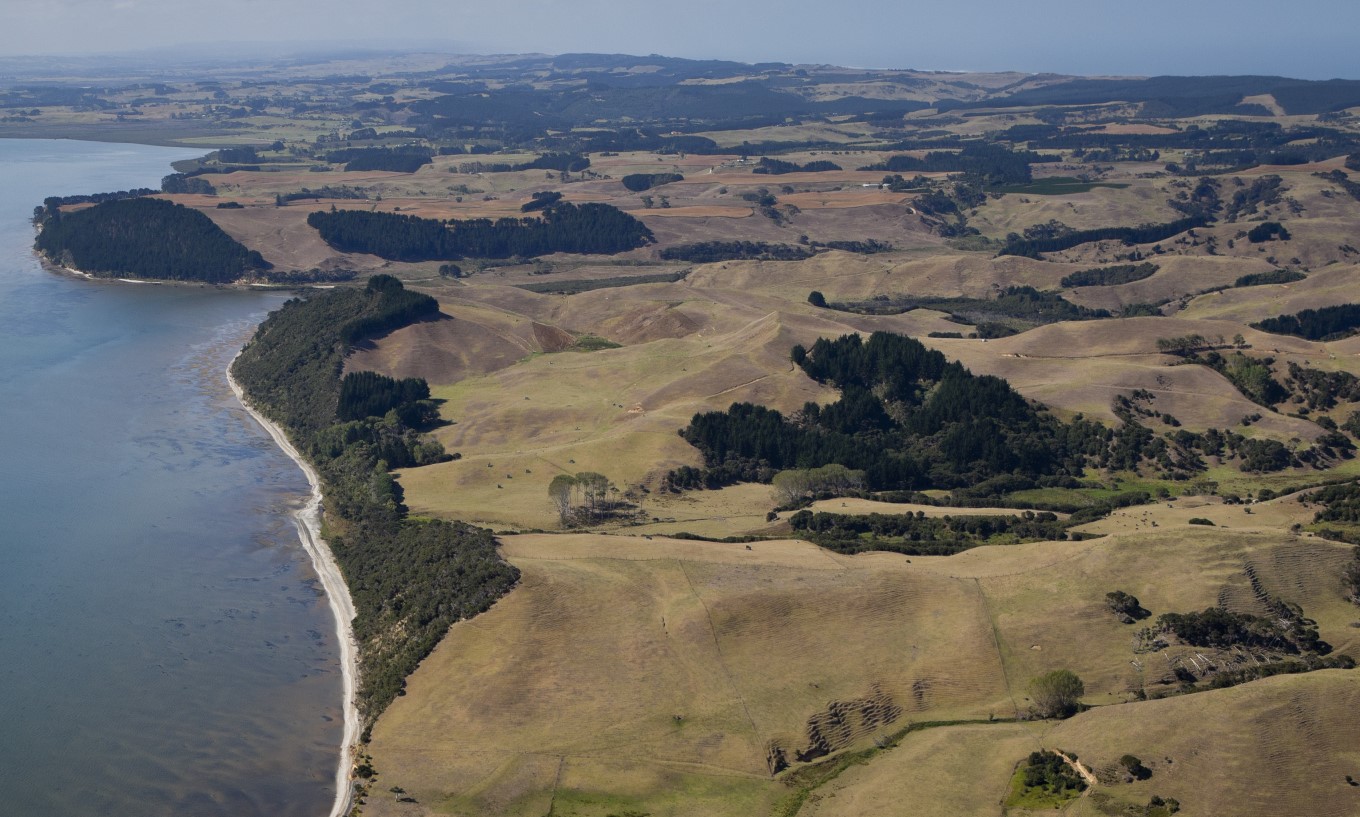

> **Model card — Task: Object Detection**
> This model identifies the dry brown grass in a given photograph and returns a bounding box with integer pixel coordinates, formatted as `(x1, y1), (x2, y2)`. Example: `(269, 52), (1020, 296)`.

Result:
(365, 533), (1013, 817)
(801, 723), (1044, 817)
(1048, 671), (1360, 817)
(235, 128), (1360, 817)
(364, 519), (1360, 817)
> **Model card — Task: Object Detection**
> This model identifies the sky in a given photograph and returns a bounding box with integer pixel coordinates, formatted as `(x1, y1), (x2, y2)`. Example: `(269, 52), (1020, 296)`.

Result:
(4, 0), (1358, 80)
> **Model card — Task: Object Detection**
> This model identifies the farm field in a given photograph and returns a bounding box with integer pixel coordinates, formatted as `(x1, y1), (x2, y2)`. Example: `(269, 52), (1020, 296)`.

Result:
(363, 522), (1358, 817)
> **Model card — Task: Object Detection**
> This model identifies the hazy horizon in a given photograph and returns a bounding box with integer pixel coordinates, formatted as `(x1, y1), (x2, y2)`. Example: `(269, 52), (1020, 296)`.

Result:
(3, 0), (1358, 81)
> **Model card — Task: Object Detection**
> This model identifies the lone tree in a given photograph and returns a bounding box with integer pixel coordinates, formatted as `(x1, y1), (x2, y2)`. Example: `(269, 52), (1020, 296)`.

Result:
(807, 290), (827, 308)
(1029, 669), (1084, 719)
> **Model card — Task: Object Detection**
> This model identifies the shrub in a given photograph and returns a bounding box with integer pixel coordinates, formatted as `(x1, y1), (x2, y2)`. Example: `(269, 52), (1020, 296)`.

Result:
(1029, 669), (1084, 718)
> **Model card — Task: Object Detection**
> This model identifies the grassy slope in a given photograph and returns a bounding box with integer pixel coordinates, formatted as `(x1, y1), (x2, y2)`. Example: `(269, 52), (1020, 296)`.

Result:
(183, 116), (1360, 817)
(363, 516), (1358, 817)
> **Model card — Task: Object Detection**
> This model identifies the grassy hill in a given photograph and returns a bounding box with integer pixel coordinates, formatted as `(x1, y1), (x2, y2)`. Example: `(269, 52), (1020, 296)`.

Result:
(22, 51), (1360, 817)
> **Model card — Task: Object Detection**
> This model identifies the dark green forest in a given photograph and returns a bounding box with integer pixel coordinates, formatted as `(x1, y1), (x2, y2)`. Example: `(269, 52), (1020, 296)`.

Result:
(1061, 262), (1159, 288)
(307, 202), (653, 260)
(1252, 304), (1360, 341)
(326, 146), (434, 172)
(621, 172), (684, 192)
(659, 240), (813, 263)
(35, 197), (270, 282)
(752, 157), (841, 175)
(231, 276), (517, 730)
(672, 332), (1111, 492)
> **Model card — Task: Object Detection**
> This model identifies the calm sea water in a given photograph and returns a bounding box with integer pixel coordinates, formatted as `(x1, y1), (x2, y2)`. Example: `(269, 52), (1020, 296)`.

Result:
(0, 139), (338, 815)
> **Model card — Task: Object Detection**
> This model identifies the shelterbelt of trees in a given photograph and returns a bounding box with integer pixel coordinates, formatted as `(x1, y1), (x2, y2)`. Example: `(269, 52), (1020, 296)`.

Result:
(231, 276), (518, 733)
(307, 201), (653, 261)
(34, 197), (271, 282)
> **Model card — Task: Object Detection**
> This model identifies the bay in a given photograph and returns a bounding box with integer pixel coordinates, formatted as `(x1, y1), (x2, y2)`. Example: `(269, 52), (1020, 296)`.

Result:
(0, 139), (337, 816)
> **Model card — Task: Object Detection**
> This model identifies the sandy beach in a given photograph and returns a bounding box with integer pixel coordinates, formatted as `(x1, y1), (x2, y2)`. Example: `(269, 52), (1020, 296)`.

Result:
(227, 355), (360, 817)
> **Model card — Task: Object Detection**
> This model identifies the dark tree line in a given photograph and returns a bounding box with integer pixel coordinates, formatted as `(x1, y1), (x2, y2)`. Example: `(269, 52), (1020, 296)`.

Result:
(1061, 262), (1159, 288)
(659, 240), (813, 263)
(621, 172), (684, 191)
(830, 286), (1109, 326)
(307, 202), (653, 261)
(231, 276), (517, 731)
(859, 144), (1057, 185)
(1253, 304), (1360, 341)
(327, 146), (434, 172)
(752, 157), (841, 175)
(512, 152), (589, 172)
(787, 508), (1069, 555)
(520, 191), (562, 212)
(36, 188), (155, 216)
(161, 172), (218, 195)
(1234, 269), (1306, 288)
(34, 197), (270, 282)
(998, 216), (1209, 258)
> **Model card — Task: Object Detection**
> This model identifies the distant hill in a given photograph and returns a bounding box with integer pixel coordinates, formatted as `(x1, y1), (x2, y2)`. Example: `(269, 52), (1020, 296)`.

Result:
(939, 75), (1360, 116)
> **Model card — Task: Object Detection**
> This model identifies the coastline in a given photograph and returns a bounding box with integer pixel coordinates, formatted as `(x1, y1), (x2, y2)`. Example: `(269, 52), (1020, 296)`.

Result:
(226, 354), (360, 817)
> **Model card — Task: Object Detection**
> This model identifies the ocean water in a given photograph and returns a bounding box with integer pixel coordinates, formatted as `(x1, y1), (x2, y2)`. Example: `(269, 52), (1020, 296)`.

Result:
(0, 139), (338, 815)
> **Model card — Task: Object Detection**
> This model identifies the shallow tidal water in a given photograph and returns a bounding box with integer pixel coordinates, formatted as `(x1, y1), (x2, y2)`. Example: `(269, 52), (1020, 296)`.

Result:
(0, 139), (338, 815)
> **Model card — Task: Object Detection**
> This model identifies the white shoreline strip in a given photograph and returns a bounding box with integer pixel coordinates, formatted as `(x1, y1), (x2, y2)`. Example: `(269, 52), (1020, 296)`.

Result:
(227, 355), (359, 817)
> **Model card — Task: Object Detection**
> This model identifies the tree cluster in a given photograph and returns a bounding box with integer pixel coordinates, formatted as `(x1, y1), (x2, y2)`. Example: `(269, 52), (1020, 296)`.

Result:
(1252, 303), (1360, 341)
(659, 240), (813, 263)
(787, 508), (1068, 555)
(511, 152), (589, 172)
(752, 157), (841, 174)
(770, 464), (866, 505)
(674, 332), (1112, 494)
(1233, 269), (1306, 288)
(1155, 606), (1330, 655)
(337, 370), (431, 423)
(34, 197), (270, 282)
(547, 471), (625, 526)
(36, 188), (155, 217)
(998, 216), (1209, 258)
(307, 202), (654, 261)
(621, 172), (685, 192)
(1017, 749), (1087, 794)
(520, 191), (563, 212)
(326, 146), (433, 172)
(1246, 221), (1290, 243)
(1060, 262), (1159, 288)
